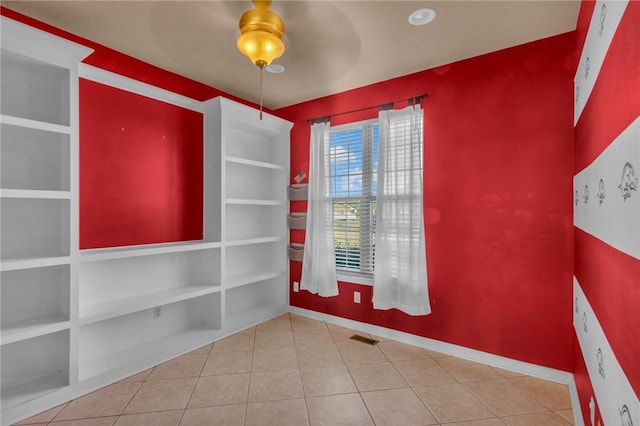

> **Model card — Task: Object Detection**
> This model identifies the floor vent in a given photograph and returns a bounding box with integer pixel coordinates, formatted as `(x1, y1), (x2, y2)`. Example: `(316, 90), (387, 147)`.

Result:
(349, 334), (380, 345)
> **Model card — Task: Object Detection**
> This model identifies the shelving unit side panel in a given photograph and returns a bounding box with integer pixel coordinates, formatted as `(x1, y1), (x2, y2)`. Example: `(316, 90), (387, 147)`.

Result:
(203, 99), (222, 243)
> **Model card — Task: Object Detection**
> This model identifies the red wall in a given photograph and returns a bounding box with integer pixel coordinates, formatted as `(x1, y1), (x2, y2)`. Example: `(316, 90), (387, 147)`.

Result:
(573, 0), (640, 421)
(79, 80), (204, 249)
(278, 32), (576, 371)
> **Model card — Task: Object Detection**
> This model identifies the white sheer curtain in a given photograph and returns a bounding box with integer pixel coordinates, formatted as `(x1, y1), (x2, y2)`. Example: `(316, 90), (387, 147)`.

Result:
(301, 122), (339, 297)
(373, 105), (430, 315)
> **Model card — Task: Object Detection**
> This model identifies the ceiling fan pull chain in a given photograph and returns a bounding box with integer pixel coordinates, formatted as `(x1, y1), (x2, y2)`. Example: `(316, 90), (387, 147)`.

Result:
(260, 66), (264, 120)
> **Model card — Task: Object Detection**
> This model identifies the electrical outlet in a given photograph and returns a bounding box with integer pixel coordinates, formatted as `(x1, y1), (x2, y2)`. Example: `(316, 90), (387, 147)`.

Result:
(354, 291), (361, 304)
(153, 306), (161, 319)
(293, 281), (300, 292)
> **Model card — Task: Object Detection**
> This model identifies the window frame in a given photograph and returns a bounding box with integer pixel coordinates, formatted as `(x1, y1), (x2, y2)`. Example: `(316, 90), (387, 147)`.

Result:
(328, 118), (378, 284)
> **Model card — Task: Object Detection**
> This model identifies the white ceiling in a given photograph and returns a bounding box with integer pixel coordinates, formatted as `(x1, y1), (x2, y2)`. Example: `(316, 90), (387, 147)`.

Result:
(2, 1), (580, 109)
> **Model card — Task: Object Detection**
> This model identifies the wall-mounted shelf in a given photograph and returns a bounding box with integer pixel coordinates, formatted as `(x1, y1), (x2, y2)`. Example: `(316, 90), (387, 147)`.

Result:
(288, 212), (307, 230)
(288, 184), (308, 201)
(288, 243), (305, 262)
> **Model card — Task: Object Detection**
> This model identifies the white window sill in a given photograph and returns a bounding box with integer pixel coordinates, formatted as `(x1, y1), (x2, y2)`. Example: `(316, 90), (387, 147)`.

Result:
(337, 272), (373, 286)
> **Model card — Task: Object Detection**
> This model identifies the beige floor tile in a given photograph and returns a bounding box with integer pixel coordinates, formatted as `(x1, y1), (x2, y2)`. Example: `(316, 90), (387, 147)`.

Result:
(442, 419), (506, 426)
(393, 358), (457, 387)
(300, 365), (358, 397)
(297, 343), (344, 368)
(119, 369), (152, 383)
(327, 325), (369, 343)
(251, 346), (299, 371)
(147, 354), (207, 381)
(436, 357), (503, 382)
(256, 318), (292, 334)
(201, 350), (253, 376)
(13, 423), (47, 426)
(414, 383), (495, 423)
(254, 330), (295, 350)
(210, 333), (254, 352)
(113, 410), (183, 426)
(49, 418), (118, 426)
(294, 329), (335, 347)
(306, 393), (374, 426)
(348, 361), (408, 392)
(377, 340), (430, 361)
(180, 405), (245, 426)
(248, 370), (304, 402)
(188, 373), (250, 407)
(123, 378), (197, 414)
(361, 388), (438, 426)
(54, 382), (142, 421)
(509, 376), (572, 410)
(337, 342), (387, 365)
(291, 316), (327, 332)
(555, 409), (575, 425)
(245, 398), (309, 426)
(501, 411), (572, 425)
(465, 379), (547, 417)
(15, 403), (68, 424)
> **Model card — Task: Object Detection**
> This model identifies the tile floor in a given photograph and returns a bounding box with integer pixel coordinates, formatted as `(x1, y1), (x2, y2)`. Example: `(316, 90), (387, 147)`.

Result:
(15, 313), (575, 426)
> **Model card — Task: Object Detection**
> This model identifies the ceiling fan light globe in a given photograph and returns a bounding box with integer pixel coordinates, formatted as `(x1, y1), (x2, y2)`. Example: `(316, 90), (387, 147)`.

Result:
(237, 30), (285, 67)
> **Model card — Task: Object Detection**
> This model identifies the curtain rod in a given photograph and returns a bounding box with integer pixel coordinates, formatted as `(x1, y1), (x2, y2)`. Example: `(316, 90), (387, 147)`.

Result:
(308, 93), (428, 124)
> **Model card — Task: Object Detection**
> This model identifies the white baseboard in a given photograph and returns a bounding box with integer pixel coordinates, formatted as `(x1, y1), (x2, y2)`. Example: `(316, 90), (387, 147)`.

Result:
(289, 306), (585, 426)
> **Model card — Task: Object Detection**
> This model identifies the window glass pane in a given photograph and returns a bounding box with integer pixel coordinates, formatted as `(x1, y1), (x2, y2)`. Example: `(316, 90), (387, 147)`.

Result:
(329, 123), (378, 274)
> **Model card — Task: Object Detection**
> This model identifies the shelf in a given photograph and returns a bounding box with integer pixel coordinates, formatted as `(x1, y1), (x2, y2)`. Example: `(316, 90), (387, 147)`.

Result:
(225, 198), (284, 206)
(0, 256), (70, 271)
(225, 276), (287, 334)
(225, 302), (287, 334)
(1, 372), (68, 410)
(79, 327), (219, 382)
(79, 293), (221, 382)
(225, 270), (285, 290)
(79, 285), (222, 326)
(225, 236), (283, 247)
(0, 114), (71, 134)
(226, 156), (283, 170)
(1, 314), (69, 345)
(0, 189), (71, 199)
(1, 197), (70, 260)
(1, 330), (69, 410)
(79, 240), (222, 262)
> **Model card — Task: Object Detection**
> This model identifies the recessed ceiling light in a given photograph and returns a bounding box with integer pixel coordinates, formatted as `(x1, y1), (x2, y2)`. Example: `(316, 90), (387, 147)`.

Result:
(265, 63), (285, 74)
(408, 8), (436, 26)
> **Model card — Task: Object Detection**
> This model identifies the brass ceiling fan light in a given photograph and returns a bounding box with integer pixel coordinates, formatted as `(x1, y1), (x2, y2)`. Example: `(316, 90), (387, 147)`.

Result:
(237, 0), (286, 119)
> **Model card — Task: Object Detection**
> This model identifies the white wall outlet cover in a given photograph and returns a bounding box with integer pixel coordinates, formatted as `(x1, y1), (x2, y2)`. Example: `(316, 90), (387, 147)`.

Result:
(354, 291), (361, 303)
(293, 281), (300, 292)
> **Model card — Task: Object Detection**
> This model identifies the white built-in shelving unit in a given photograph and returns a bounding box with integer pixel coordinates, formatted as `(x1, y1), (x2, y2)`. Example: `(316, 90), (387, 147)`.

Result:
(1, 17), (292, 426)
(1, 15), (91, 424)
(204, 97), (292, 334)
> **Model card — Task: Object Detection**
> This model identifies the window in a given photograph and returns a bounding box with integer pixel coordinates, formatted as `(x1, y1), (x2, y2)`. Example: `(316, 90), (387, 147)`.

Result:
(328, 120), (379, 275)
